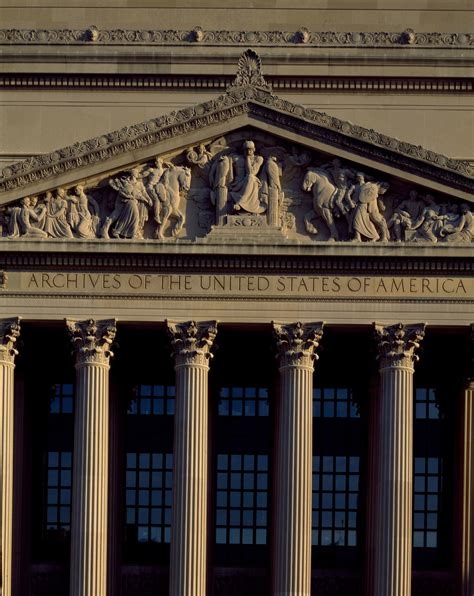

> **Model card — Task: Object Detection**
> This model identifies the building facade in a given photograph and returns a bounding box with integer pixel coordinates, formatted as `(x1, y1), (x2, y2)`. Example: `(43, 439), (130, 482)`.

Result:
(0, 4), (474, 596)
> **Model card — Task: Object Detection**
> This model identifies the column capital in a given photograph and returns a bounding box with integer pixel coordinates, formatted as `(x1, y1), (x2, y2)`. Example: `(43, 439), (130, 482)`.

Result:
(374, 322), (426, 371)
(66, 318), (117, 367)
(167, 320), (218, 367)
(0, 317), (21, 365)
(273, 321), (324, 369)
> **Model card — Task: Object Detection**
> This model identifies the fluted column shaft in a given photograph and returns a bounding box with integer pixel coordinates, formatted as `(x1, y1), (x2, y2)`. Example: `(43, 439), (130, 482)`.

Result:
(458, 376), (474, 596)
(371, 323), (425, 596)
(67, 319), (116, 596)
(272, 321), (324, 596)
(0, 318), (20, 596)
(168, 320), (218, 596)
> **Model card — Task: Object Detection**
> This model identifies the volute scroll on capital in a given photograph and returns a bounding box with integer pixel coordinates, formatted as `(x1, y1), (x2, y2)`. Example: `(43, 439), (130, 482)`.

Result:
(273, 321), (324, 369)
(167, 320), (218, 367)
(374, 322), (426, 371)
(66, 318), (117, 367)
(0, 317), (21, 365)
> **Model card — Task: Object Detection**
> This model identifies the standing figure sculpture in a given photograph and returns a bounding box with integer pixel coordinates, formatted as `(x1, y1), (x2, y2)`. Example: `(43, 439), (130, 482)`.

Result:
(142, 158), (168, 229)
(260, 155), (282, 227)
(209, 155), (232, 226)
(68, 185), (100, 239)
(101, 167), (151, 239)
(351, 181), (390, 242)
(228, 141), (266, 214)
(150, 165), (191, 239)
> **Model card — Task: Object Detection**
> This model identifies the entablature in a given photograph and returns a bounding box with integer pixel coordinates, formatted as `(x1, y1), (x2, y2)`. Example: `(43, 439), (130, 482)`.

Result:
(0, 50), (472, 257)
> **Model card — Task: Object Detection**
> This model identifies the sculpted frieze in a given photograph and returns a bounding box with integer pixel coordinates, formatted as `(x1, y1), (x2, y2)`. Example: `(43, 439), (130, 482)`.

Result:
(0, 131), (473, 244)
(0, 27), (471, 48)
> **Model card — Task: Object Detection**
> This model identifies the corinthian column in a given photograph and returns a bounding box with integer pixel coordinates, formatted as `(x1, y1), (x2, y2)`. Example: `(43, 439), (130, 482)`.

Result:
(167, 320), (218, 596)
(66, 318), (117, 596)
(272, 321), (324, 596)
(0, 318), (21, 596)
(371, 322), (425, 596)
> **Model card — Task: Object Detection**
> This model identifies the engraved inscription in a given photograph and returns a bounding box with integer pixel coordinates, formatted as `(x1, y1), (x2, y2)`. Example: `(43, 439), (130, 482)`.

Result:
(6, 271), (471, 300)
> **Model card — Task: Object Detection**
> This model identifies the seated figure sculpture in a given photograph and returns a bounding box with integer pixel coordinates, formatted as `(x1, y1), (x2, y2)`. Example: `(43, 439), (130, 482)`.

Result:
(228, 140), (266, 215)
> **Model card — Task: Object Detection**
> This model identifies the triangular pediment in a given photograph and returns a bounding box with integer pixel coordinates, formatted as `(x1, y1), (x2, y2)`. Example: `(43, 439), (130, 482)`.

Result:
(1, 50), (473, 247)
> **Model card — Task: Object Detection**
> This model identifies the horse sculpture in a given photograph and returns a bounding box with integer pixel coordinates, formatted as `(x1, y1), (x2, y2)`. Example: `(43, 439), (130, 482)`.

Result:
(151, 165), (191, 239)
(302, 167), (340, 241)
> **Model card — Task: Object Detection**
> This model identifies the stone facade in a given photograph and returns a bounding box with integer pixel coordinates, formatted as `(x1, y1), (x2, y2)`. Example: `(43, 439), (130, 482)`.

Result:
(0, 3), (473, 595)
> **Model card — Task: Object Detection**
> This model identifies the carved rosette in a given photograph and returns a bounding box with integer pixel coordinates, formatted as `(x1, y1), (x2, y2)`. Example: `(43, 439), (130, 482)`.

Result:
(0, 317), (21, 365)
(167, 320), (218, 367)
(273, 321), (324, 369)
(374, 322), (426, 371)
(66, 319), (117, 367)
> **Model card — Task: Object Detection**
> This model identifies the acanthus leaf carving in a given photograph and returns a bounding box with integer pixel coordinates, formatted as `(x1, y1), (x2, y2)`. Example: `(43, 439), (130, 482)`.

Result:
(228, 49), (272, 93)
(273, 321), (324, 369)
(0, 317), (21, 365)
(66, 318), (117, 367)
(167, 320), (218, 367)
(374, 322), (426, 370)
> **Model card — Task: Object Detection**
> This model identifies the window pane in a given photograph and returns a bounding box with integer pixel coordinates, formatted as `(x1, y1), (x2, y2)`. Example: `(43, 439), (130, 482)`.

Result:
(215, 452), (269, 546)
(124, 451), (173, 544)
(313, 456), (360, 548)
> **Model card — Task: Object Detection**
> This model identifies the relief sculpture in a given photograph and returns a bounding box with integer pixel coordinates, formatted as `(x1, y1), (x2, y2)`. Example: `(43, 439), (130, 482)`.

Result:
(228, 140), (266, 215)
(0, 132), (472, 244)
(101, 167), (152, 239)
(301, 156), (473, 244)
(188, 137), (289, 230)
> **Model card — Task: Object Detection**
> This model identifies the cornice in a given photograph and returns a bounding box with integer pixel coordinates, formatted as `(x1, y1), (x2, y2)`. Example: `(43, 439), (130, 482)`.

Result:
(1, 74), (472, 94)
(1, 79), (473, 199)
(1, 245), (473, 274)
(0, 28), (472, 49)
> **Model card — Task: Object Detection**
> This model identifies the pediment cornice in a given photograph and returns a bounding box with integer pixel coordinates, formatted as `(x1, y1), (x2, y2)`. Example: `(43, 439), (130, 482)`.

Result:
(1, 51), (473, 251)
(1, 50), (473, 205)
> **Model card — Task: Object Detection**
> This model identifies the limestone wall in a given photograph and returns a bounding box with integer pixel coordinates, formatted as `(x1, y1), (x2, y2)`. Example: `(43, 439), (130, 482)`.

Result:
(1, 1), (473, 165)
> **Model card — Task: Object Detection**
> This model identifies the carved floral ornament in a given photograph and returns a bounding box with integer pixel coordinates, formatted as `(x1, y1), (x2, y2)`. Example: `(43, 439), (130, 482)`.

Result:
(0, 317), (21, 365)
(273, 321), (324, 369)
(0, 50), (473, 245)
(167, 320), (218, 367)
(374, 323), (426, 370)
(0, 27), (472, 47)
(66, 318), (117, 367)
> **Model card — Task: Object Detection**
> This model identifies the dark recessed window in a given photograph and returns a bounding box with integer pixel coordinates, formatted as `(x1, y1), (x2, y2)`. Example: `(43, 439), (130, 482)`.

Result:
(125, 452), (173, 543)
(415, 388), (440, 420)
(313, 387), (359, 419)
(128, 384), (175, 416)
(44, 451), (72, 539)
(215, 453), (269, 545)
(218, 387), (269, 417)
(312, 455), (359, 547)
(49, 383), (74, 415)
(413, 457), (443, 549)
